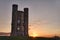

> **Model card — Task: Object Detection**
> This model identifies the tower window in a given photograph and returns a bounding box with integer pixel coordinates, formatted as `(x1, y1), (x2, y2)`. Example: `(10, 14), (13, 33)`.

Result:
(17, 27), (20, 30)
(17, 20), (20, 23)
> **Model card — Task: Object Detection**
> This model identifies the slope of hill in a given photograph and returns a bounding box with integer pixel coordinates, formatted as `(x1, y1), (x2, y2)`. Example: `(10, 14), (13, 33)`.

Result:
(0, 32), (10, 36)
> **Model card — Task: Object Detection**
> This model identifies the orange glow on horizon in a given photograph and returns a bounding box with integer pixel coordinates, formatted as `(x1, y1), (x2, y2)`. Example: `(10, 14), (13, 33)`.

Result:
(29, 24), (60, 37)
(29, 31), (39, 37)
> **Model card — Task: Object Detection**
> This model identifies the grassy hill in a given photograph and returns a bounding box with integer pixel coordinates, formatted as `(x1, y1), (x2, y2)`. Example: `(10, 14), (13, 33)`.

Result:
(0, 36), (60, 40)
(0, 36), (28, 40)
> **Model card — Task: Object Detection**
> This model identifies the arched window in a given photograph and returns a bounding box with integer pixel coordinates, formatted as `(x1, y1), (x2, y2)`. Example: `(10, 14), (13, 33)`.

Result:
(17, 27), (20, 30)
(17, 19), (20, 24)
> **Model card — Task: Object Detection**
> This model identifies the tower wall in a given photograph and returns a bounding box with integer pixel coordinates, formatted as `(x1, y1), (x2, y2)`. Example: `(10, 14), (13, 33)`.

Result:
(11, 4), (18, 36)
(24, 8), (28, 36)
(11, 4), (28, 37)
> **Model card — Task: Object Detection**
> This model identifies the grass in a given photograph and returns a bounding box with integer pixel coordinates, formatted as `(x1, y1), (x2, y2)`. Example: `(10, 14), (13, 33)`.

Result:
(0, 36), (60, 40)
(0, 36), (28, 40)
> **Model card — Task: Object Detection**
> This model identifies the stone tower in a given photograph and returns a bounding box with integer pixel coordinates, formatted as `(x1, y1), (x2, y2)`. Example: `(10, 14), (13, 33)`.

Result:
(11, 4), (28, 36)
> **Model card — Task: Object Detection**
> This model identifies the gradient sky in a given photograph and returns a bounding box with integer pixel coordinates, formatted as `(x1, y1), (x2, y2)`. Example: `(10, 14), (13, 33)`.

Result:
(0, 0), (60, 37)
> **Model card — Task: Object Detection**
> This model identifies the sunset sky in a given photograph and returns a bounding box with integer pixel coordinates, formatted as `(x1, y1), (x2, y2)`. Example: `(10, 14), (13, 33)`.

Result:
(0, 0), (60, 37)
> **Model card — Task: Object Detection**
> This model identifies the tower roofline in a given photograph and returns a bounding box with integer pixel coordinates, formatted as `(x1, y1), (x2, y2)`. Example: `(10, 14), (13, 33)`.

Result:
(17, 11), (24, 13)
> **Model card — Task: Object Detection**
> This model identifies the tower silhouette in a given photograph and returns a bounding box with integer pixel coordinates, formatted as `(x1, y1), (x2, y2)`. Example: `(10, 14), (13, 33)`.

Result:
(11, 4), (28, 36)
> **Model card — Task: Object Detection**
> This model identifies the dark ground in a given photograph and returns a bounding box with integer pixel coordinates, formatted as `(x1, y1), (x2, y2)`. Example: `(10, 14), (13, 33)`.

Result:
(0, 36), (60, 40)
